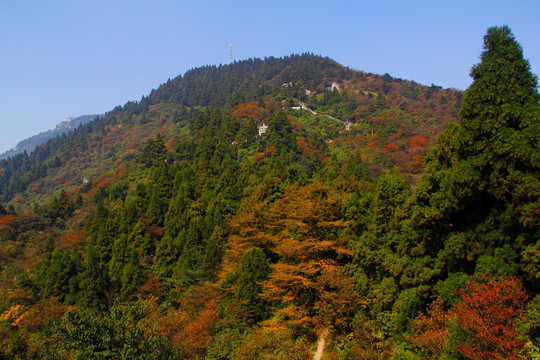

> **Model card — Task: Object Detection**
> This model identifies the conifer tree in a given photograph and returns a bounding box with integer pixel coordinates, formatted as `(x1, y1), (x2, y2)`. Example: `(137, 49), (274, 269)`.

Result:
(349, 26), (539, 345)
(66, 248), (82, 305)
(140, 133), (168, 168)
(43, 247), (71, 300)
(235, 247), (270, 318)
(120, 246), (145, 299)
(79, 244), (109, 310)
(202, 238), (221, 279)
(36, 236), (55, 291)
(146, 187), (165, 226)
(413, 26), (539, 279)
(109, 233), (129, 285)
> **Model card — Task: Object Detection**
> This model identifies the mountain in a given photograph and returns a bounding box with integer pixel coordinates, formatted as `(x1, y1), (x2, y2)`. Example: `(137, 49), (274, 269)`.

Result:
(0, 28), (538, 360)
(0, 114), (100, 160)
(0, 54), (461, 205)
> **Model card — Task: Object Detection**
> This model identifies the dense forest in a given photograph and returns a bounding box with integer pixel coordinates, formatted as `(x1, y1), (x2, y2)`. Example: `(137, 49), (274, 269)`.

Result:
(0, 26), (538, 359)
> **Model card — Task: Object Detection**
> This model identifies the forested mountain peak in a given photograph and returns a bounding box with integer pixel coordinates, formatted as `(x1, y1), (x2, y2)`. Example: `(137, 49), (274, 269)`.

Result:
(147, 54), (349, 107)
(0, 53), (461, 207)
(1, 29), (537, 359)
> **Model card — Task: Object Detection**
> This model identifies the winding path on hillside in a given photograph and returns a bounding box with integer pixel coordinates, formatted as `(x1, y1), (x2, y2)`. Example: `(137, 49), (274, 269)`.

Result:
(313, 328), (330, 360)
(294, 102), (352, 131)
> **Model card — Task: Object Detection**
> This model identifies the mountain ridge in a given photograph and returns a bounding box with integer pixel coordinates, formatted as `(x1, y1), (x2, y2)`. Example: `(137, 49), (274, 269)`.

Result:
(0, 114), (101, 161)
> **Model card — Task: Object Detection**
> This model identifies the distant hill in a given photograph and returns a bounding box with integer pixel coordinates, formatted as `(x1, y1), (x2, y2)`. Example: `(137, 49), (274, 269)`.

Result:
(0, 114), (100, 160)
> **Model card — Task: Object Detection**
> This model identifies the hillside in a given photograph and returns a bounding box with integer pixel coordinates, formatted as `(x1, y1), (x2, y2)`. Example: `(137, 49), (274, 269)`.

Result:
(0, 27), (538, 360)
(0, 54), (461, 206)
(0, 115), (100, 161)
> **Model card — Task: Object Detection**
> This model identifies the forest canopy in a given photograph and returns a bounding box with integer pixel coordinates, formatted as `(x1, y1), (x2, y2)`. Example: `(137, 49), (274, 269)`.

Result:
(0, 26), (538, 359)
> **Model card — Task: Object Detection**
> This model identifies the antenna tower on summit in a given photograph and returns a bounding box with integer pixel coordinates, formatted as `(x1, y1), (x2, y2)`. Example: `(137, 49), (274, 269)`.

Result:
(229, 41), (233, 64)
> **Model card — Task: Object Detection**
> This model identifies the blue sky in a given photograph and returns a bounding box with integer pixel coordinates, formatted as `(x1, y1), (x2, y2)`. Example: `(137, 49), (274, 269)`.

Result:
(0, 0), (539, 154)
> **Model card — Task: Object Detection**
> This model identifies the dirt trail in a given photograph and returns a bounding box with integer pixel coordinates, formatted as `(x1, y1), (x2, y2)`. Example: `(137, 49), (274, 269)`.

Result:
(313, 328), (330, 360)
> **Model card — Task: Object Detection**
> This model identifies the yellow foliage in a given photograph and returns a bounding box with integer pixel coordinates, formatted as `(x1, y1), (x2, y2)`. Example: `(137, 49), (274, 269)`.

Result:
(0, 305), (22, 325)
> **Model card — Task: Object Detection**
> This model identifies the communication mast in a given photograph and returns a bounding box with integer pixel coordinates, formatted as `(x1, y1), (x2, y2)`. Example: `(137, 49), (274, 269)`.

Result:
(229, 41), (233, 64)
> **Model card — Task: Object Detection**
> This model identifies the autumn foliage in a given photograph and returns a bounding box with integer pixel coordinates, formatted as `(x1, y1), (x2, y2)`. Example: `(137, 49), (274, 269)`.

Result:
(408, 277), (530, 360)
(452, 277), (529, 360)
(0, 30), (537, 359)
(406, 299), (449, 359)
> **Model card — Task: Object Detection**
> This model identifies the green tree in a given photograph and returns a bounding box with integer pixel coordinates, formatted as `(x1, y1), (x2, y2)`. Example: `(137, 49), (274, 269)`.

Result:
(413, 26), (540, 278)
(128, 220), (152, 258)
(267, 111), (299, 158)
(109, 233), (129, 286)
(54, 300), (176, 359)
(121, 246), (145, 299)
(78, 244), (110, 310)
(36, 236), (55, 291)
(140, 133), (168, 168)
(66, 248), (82, 305)
(235, 247), (271, 317)
(43, 247), (71, 300)
(349, 26), (540, 344)
(217, 248), (271, 336)
(146, 186), (166, 226)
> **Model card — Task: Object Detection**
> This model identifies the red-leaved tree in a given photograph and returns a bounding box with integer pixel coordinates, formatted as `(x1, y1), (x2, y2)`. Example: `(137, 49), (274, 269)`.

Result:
(451, 276), (528, 360)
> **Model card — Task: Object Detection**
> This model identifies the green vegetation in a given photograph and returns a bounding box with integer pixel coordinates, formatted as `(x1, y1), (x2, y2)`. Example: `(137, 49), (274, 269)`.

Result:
(0, 27), (538, 359)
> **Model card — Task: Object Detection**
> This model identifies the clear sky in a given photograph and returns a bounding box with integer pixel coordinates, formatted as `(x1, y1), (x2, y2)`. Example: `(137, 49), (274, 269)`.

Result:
(0, 0), (539, 154)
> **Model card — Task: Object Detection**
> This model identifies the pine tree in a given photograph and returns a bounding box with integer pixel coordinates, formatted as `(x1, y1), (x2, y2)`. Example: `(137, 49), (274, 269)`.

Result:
(412, 26), (540, 282)
(109, 233), (129, 284)
(43, 247), (71, 300)
(120, 246), (145, 300)
(348, 26), (540, 343)
(146, 186), (165, 226)
(78, 244), (109, 310)
(36, 236), (55, 291)
(66, 248), (82, 305)
(235, 247), (270, 318)
(140, 133), (168, 168)
(456, 26), (540, 203)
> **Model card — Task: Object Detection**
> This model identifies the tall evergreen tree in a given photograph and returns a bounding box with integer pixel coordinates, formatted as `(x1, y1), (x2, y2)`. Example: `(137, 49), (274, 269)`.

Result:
(79, 244), (109, 310)
(120, 246), (145, 300)
(140, 133), (168, 168)
(109, 233), (129, 286)
(66, 248), (82, 305)
(411, 26), (540, 281)
(43, 247), (71, 300)
(346, 25), (540, 351)
(235, 247), (271, 318)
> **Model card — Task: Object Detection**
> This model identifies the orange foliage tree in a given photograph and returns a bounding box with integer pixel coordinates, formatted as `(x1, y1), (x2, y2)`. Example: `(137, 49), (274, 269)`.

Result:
(226, 181), (353, 330)
(406, 299), (449, 359)
(0, 214), (16, 233)
(407, 277), (529, 360)
(409, 135), (428, 149)
(157, 283), (219, 358)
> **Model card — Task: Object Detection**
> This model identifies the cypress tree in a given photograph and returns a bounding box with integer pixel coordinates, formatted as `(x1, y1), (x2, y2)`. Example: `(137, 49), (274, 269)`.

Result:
(78, 244), (109, 310)
(120, 246), (145, 300)
(413, 26), (540, 280)
(109, 233), (129, 284)
(236, 247), (271, 305)
(66, 249), (82, 305)
(43, 247), (71, 300)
